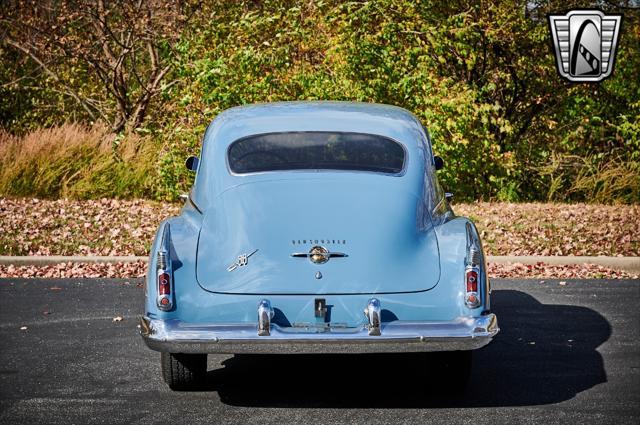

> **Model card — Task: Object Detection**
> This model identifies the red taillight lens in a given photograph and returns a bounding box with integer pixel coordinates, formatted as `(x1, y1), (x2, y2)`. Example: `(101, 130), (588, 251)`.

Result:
(466, 270), (478, 293)
(465, 267), (481, 308)
(158, 272), (171, 295)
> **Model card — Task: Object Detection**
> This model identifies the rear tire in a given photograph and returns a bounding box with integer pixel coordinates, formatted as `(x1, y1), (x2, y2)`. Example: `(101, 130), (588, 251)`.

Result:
(161, 352), (207, 390)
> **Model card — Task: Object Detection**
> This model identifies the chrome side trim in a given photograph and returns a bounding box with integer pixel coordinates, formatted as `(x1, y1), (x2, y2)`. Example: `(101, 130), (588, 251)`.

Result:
(186, 191), (203, 214)
(139, 314), (499, 354)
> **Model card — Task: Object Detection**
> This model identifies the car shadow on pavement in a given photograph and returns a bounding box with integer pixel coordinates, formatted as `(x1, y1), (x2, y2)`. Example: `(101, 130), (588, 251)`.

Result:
(203, 289), (611, 408)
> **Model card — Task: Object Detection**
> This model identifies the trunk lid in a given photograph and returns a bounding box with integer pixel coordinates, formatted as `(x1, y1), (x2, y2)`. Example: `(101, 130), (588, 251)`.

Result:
(196, 178), (440, 294)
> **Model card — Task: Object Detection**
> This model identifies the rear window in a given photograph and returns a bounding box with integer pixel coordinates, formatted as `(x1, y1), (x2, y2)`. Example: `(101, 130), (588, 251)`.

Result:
(227, 132), (405, 174)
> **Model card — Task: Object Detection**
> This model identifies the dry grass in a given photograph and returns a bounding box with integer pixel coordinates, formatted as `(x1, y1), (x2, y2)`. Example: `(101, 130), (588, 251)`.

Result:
(0, 123), (157, 199)
(571, 158), (640, 204)
(537, 153), (640, 204)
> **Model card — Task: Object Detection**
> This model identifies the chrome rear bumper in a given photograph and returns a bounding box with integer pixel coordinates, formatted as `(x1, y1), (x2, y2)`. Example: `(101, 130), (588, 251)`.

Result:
(139, 314), (499, 354)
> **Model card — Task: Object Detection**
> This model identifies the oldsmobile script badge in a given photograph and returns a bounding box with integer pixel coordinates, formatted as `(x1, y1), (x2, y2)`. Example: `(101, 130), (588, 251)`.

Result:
(291, 246), (348, 264)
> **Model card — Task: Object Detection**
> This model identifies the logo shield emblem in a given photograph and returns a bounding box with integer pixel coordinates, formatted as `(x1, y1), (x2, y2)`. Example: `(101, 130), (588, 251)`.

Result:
(548, 10), (622, 82)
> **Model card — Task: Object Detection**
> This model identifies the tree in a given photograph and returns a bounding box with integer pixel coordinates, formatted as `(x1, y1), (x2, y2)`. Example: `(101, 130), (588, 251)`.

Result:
(1, 0), (190, 132)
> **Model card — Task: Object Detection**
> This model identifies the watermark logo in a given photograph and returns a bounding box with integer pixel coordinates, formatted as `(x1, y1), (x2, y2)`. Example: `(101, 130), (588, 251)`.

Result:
(548, 10), (622, 82)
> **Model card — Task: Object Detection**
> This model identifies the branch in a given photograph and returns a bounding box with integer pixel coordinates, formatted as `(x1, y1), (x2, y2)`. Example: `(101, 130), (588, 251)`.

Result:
(3, 37), (99, 122)
(0, 60), (49, 88)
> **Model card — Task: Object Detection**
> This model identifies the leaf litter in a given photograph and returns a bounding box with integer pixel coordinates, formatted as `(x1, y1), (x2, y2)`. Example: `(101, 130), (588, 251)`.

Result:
(0, 198), (637, 279)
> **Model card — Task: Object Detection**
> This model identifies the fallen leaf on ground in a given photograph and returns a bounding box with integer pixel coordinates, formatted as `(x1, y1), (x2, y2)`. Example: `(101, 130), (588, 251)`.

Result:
(0, 198), (637, 257)
(0, 197), (179, 257)
(0, 261), (636, 279)
(487, 262), (638, 279)
(0, 262), (147, 278)
(456, 202), (639, 256)
(112, 316), (123, 322)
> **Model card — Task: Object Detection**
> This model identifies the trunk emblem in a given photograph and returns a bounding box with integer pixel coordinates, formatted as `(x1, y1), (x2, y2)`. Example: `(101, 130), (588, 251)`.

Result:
(227, 249), (259, 272)
(291, 246), (348, 264)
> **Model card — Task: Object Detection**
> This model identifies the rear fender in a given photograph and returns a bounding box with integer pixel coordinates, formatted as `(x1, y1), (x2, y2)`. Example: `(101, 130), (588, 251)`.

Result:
(145, 206), (203, 318)
(434, 216), (490, 313)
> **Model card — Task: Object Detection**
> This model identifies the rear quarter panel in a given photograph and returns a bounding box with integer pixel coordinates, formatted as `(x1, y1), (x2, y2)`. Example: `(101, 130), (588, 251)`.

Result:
(434, 215), (490, 313)
(145, 203), (202, 318)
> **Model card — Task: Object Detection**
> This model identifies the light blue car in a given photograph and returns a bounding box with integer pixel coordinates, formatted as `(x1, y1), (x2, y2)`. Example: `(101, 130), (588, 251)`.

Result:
(140, 101), (499, 390)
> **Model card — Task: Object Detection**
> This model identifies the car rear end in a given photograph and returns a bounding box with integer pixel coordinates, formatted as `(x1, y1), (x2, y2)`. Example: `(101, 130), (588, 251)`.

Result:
(139, 102), (498, 389)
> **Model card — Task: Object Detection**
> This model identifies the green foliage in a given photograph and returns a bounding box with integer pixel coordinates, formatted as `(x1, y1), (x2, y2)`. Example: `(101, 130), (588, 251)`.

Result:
(1, 0), (638, 202)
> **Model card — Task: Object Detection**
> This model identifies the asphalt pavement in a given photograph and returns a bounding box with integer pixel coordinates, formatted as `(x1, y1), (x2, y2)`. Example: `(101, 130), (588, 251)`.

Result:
(0, 278), (638, 425)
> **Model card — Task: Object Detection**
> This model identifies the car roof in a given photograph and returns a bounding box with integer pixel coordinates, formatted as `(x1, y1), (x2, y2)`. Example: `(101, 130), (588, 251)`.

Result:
(205, 101), (426, 149)
(192, 102), (435, 207)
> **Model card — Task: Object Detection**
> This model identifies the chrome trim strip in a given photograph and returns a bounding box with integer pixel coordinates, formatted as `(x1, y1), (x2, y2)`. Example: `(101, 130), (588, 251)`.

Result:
(139, 314), (499, 354)
(185, 191), (202, 214)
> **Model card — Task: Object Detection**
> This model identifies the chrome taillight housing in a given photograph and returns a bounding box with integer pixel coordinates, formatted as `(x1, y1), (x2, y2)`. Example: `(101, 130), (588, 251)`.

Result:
(156, 228), (173, 311)
(465, 263), (481, 308)
(465, 223), (484, 309)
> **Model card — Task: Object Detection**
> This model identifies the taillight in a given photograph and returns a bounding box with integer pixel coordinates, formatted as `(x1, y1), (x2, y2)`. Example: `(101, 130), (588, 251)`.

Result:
(158, 272), (170, 295)
(465, 242), (482, 309)
(465, 266), (481, 308)
(466, 269), (478, 292)
(464, 222), (488, 310)
(157, 250), (172, 311)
